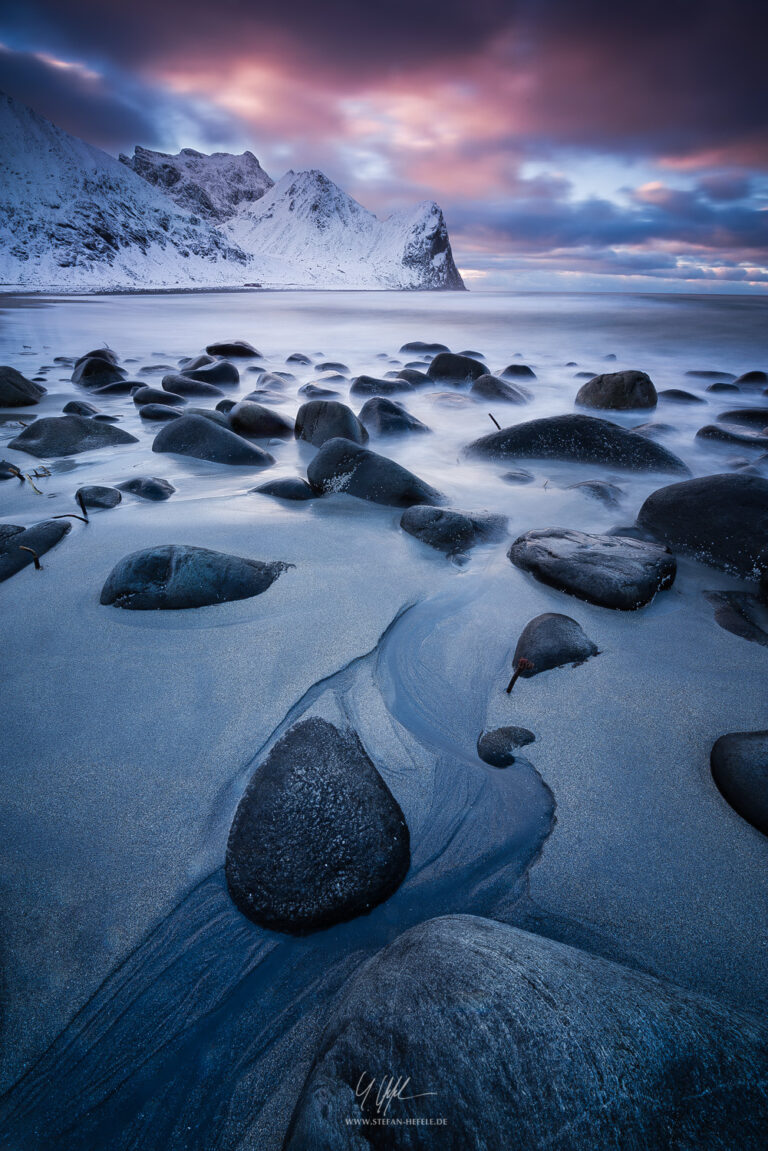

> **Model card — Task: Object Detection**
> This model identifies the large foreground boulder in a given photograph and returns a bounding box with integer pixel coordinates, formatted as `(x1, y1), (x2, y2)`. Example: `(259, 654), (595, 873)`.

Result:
(152, 414), (274, 466)
(0, 366), (46, 407)
(637, 473), (768, 578)
(400, 505), (506, 554)
(100, 544), (288, 609)
(0, 519), (71, 583)
(576, 369), (657, 410)
(8, 415), (138, 458)
(285, 915), (768, 1150)
(509, 528), (676, 610)
(512, 612), (599, 676)
(228, 401), (294, 439)
(711, 730), (768, 836)
(295, 400), (368, 447)
(466, 414), (688, 474)
(307, 438), (444, 507)
(226, 718), (410, 934)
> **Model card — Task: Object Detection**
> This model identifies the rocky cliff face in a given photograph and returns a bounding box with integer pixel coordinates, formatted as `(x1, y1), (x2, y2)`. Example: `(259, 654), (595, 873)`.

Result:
(118, 146), (273, 220)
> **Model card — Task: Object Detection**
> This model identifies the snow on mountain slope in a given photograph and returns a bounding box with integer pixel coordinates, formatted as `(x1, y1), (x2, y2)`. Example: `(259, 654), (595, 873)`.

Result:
(119, 146), (273, 220)
(0, 94), (465, 292)
(226, 169), (465, 289)
(0, 92), (250, 291)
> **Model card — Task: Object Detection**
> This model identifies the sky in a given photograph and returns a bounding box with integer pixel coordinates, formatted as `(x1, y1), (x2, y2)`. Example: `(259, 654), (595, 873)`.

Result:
(1, 0), (768, 291)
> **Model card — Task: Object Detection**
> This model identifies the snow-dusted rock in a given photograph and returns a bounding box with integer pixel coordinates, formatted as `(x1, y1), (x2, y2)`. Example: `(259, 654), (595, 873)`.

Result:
(119, 146), (273, 219)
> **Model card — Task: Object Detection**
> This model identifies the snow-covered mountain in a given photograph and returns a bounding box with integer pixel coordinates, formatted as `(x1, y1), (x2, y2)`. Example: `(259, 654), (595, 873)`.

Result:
(226, 169), (465, 289)
(119, 146), (273, 220)
(0, 93), (251, 291)
(0, 92), (465, 291)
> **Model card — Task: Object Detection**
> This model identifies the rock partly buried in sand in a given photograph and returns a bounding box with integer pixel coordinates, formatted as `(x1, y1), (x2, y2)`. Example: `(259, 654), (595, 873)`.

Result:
(637, 474), (768, 578)
(295, 400), (368, 447)
(0, 366), (46, 407)
(76, 485), (122, 510)
(711, 731), (768, 836)
(401, 505), (506, 554)
(101, 544), (288, 610)
(8, 415), (138, 458)
(428, 352), (486, 384)
(117, 476), (175, 502)
(349, 375), (414, 397)
(512, 612), (599, 676)
(705, 591), (768, 648)
(467, 414), (689, 474)
(205, 340), (261, 358)
(509, 528), (676, 610)
(161, 373), (224, 399)
(253, 476), (316, 501)
(358, 397), (430, 436)
(226, 717), (410, 934)
(470, 373), (529, 404)
(228, 401), (294, 439)
(71, 357), (127, 390)
(576, 369), (657, 410)
(152, 414), (275, 466)
(307, 437), (444, 507)
(285, 914), (768, 1151)
(0, 519), (71, 582)
(477, 726), (535, 767)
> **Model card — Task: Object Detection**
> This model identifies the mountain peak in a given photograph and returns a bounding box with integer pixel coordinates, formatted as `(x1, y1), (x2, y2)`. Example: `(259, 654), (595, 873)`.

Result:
(119, 145), (273, 220)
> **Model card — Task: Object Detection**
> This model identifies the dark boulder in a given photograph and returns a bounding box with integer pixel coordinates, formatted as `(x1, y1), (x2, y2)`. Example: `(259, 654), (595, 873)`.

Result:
(225, 717), (410, 934)
(298, 383), (339, 399)
(567, 479), (624, 506)
(576, 370), (657, 410)
(686, 370), (736, 380)
(716, 408), (768, 429)
(400, 505), (506, 554)
(659, 389), (705, 404)
(133, 385), (186, 406)
(152, 414), (275, 466)
(711, 731), (768, 836)
(316, 361), (349, 374)
(512, 612), (599, 677)
(139, 404), (183, 422)
(117, 477), (175, 501)
(509, 528), (676, 610)
(185, 407), (231, 429)
(90, 380), (137, 396)
(215, 398), (236, 414)
(76, 485), (121, 510)
(0, 519), (71, 583)
(308, 438), (444, 507)
(466, 414), (689, 474)
(101, 544), (288, 610)
(295, 400), (368, 447)
(8, 415), (138, 458)
(395, 369), (430, 387)
(735, 371), (768, 387)
(696, 425), (768, 449)
(178, 353), (215, 372)
(287, 352), (311, 364)
(253, 477), (316, 501)
(350, 375), (414, 397)
(205, 340), (261, 357)
(428, 352), (486, 383)
(185, 361), (239, 387)
(228, 401), (294, 439)
(706, 382), (740, 393)
(637, 473), (768, 577)
(161, 373), (224, 399)
(500, 363), (536, 380)
(399, 341), (449, 354)
(358, 397), (430, 436)
(705, 591), (768, 648)
(74, 347), (118, 368)
(477, 726), (535, 767)
(0, 460), (22, 480)
(0, 366), (46, 407)
(71, 357), (127, 389)
(284, 914), (768, 1151)
(470, 374), (529, 404)
(62, 400), (98, 416)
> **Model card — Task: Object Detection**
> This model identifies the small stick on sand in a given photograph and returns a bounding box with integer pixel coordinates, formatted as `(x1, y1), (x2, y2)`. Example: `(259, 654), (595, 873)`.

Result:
(18, 545), (41, 570)
(506, 657), (534, 694)
(76, 491), (90, 521)
(488, 412), (501, 429)
(53, 513), (88, 524)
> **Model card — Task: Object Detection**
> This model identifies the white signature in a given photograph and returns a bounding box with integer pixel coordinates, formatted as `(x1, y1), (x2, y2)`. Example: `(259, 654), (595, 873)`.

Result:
(355, 1072), (437, 1117)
